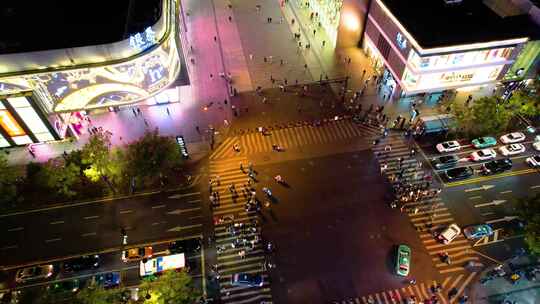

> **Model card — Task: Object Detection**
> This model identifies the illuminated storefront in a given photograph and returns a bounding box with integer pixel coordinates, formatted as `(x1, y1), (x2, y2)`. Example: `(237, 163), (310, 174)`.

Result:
(303, 0), (343, 47)
(0, 0), (183, 114)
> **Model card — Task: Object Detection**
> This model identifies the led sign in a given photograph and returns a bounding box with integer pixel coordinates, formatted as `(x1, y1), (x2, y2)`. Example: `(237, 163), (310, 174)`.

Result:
(396, 32), (407, 50)
(176, 135), (189, 159)
(0, 110), (25, 137)
(129, 27), (158, 52)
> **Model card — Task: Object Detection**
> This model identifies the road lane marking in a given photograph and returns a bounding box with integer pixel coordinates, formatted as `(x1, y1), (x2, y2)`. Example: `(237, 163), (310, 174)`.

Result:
(50, 221), (65, 225)
(7, 227), (24, 232)
(468, 196), (482, 200)
(1, 245), (18, 250)
(189, 215), (203, 220)
(83, 215), (100, 220)
(152, 204), (166, 209)
(166, 224), (203, 232)
(81, 232), (97, 237)
(531, 185), (540, 189)
(119, 210), (133, 214)
(447, 168), (537, 187)
(500, 190), (513, 194)
(45, 238), (62, 243)
(168, 192), (201, 199)
(482, 212), (495, 216)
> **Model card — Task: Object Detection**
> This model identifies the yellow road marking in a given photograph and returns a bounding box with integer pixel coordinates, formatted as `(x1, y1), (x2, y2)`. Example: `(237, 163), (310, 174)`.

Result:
(445, 168), (537, 188)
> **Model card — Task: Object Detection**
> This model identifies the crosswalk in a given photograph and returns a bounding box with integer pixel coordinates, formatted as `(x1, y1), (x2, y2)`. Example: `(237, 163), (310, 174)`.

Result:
(334, 272), (477, 304)
(372, 133), (477, 275)
(210, 117), (379, 160)
(209, 156), (273, 304)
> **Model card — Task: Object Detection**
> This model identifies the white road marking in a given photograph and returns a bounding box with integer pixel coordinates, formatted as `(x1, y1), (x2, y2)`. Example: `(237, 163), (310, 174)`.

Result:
(481, 212), (495, 216)
(50, 221), (65, 225)
(500, 190), (512, 194)
(1, 245), (18, 250)
(83, 215), (99, 220)
(81, 232), (97, 237)
(45, 238), (62, 243)
(119, 210), (133, 214)
(152, 204), (166, 209)
(531, 185), (540, 189)
(468, 196), (482, 200)
(7, 227), (24, 232)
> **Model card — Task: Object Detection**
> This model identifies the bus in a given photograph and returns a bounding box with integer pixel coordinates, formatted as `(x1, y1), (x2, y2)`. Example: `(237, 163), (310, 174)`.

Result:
(139, 253), (185, 277)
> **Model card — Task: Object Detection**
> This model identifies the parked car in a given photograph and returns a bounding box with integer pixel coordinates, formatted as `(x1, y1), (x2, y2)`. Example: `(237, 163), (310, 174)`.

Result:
(463, 224), (493, 240)
(15, 265), (54, 284)
(122, 247), (153, 262)
(481, 158), (512, 175)
(471, 136), (497, 149)
(526, 155), (540, 168)
(470, 149), (497, 162)
(438, 224), (461, 244)
(499, 144), (526, 156)
(436, 141), (461, 153)
(47, 279), (80, 294)
(395, 244), (411, 277)
(230, 273), (263, 287)
(500, 132), (526, 144)
(63, 255), (100, 272)
(432, 155), (459, 170)
(533, 141), (540, 151)
(89, 272), (121, 289)
(444, 167), (473, 181)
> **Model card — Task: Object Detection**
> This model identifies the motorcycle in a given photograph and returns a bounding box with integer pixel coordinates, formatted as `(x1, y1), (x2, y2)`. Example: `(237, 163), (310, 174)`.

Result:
(272, 144), (284, 152)
(262, 187), (272, 197)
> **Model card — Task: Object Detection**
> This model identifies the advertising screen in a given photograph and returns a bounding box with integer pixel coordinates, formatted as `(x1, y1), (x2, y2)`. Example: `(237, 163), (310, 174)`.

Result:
(408, 47), (514, 71)
(0, 110), (25, 137)
(139, 253), (185, 277)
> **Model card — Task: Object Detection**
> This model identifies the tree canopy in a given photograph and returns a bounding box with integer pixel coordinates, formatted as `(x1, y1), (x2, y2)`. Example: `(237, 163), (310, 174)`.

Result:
(139, 270), (200, 304)
(516, 193), (540, 255)
(0, 153), (18, 206)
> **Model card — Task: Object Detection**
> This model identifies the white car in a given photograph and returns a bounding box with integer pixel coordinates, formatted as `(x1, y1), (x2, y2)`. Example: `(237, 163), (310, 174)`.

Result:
(436, 141), (461, 153)
(499, 144), (526, 156)
(438, 224), (461, 244)
(534, 141), (540, 151)
(470, 149), (497, 162)
(526, 155), (540, 168)
(500, 132), (526, 144)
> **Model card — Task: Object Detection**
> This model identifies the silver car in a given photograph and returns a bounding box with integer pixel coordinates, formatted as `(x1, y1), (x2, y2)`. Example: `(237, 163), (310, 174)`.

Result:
(16, 265), (54, 284)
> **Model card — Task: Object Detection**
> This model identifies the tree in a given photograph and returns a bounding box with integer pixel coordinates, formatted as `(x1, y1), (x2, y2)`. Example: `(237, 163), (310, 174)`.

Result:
(0, 153), (18, 206)
(515, 194), (540, 255)
(124, 129), (183, 188)
(451, 96), (513, 138)
(507, 89), (540, 117)
(81, 131), (123, 193)
(139, 270), (200, 304)
(74, 286), (126, 304)
(36, 159), (80, 199)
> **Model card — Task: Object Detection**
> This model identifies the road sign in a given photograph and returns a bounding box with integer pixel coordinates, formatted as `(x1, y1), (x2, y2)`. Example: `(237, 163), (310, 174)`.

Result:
(175, 135), (189, 159)
(474, 200), (506, 208)
(464, 185), (494, 192)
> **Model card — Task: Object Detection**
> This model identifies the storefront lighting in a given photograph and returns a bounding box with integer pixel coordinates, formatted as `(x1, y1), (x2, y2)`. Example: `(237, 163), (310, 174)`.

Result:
(342, 11), (359, 31)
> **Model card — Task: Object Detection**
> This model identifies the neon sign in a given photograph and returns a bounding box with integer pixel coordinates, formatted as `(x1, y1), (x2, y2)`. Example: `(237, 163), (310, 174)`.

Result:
(396, 32), (407, 50)
(129, 27), (158, 51)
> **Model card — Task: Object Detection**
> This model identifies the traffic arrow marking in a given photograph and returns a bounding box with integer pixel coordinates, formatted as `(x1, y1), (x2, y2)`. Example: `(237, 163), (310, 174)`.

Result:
(166, 207), (200, 215)
(464, 185), (494, 192)
(486, 216), (519, 224)
(474, 200), (507, 208)
(166, 224), (202, 232)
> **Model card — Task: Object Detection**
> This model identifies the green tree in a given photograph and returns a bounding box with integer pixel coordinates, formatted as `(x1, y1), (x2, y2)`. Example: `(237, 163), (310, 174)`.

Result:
(451, 96), (513, 138)
(124, 129), (183, 187)
(74, 286), (126, 304)
(516, 194), (540, 255)
(81, 131), (123, 193)
(36, 159), (80, 199)
(139, 270), (200, 304)
(0, 153), (18, 206)
(507, 89), (540, 117)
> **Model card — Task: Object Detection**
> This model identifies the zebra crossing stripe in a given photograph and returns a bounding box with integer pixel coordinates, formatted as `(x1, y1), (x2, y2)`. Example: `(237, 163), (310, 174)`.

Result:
(440, 266), (466, 274)
(454, 272), (477, 298)
(210, 137), (234, 159)
(374, 293), (382, 303)
(420, 283), (430, 299)
(381, 291), (389, 303)
(413, 285), (423, 300)
(361, 296), (368, 304)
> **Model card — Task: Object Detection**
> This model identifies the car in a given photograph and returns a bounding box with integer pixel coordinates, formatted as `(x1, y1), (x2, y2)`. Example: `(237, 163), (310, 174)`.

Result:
(499, 144), (526, 156)
(436, 141), (461, 153)
(47, 279), (80, 294)
(438, 224), (461, 244)
(15, 265), (54, 284)
(122, 247), (153, 262)
(500, 132), (526, 144)
(533, 141), (540, 151)
(463, 224), (494, 240)
(481, 158), (512, 175)
(444, 166), (473, 181)
(471, 136), (497, 149)
(470, 149), (497, 162)
(63, 255), (100, 272)
(431, 155), (459, 170)
(526, 155), (540, 168)
(395, 244), (411, 276)
(231, 273), (263, 287)
(89, 272), (121, 289)
(168, 238), (202, 254)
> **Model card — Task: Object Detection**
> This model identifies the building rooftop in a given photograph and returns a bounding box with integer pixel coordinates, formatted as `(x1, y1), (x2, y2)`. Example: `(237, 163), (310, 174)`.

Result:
(0, 0), (162, 54)
(381, 0), (540, 49)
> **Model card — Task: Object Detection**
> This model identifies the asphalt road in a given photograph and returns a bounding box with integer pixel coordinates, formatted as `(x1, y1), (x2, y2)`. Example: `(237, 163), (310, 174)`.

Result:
(0, 187), (205, 268)
(249, 150), (440, 303)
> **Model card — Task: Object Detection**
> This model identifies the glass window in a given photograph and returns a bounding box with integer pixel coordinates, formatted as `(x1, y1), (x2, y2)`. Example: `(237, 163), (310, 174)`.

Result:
(12, 135), (32, 145)
(34, 132), (55, 142)
(0, 110), (26, 137)
(13, 107), (49, 134)
(0, 134), (9, 147)
(7, 96), (30, 108)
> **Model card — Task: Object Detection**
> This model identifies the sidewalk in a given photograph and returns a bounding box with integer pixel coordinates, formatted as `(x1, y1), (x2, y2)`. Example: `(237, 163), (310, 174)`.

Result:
(471, 255), (540, 304)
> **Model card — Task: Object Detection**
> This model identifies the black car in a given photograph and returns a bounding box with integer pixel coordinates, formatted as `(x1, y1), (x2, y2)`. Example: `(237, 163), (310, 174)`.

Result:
(444, 166), (473, 181)
(432, 155), (459, 170)
(62, 255), (100, 272)
(168, 238), (202, 254)
(481, 158), (512, 175)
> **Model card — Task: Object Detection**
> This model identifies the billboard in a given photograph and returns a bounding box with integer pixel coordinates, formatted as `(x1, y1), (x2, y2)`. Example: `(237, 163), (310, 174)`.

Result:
(139, 253), (185, 277)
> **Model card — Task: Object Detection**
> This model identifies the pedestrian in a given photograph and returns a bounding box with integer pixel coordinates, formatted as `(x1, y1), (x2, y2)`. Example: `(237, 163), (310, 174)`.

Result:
(263, 56), (267, 63)
(137, 107), (142, 115)
(269, 55), (273, 63)
(210, 73), (213, 79)
(196, 126), (200, 133)
(322, 40), (326, 47)
(249, 53), (254, 60)
(256, 4), (261, 12)
(166, 107), (171, 116)
(348, 57), (351, 64)
(144, 119), (149, 127)
(313, 29), (316, 35)
(291, 18), (295, 25)
(304, 63), (308, 70)
(280, 59), (284, 66)
(214, 36), (217, 42)
(384, 144), (392, 152)
(132, 108), (137, 116)
(280, 16), (284, 23)
(228, 15), (232, 22)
